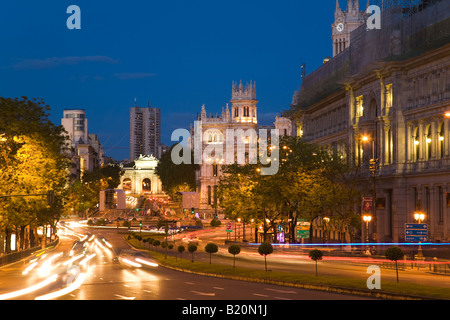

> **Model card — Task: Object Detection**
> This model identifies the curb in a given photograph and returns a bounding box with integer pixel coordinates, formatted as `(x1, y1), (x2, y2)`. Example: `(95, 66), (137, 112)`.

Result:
(125, 238), (442, 300)
(156, 261), (432, 300)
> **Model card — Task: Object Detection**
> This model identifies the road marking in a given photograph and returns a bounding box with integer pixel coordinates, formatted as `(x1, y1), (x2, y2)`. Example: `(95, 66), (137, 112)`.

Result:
(115, 294), (135, 300)
(253, 293), (269, 297)
(190, 290), (215, 296)
(265, 288), (297, 294)
(185, 282), (195, 285)
(213, 287), (224, 290)
(275, 296), (293, 300)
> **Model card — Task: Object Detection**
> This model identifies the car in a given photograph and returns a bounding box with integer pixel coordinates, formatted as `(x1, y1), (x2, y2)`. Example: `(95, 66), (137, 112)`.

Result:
(70, 240), (87, 256)
(117, 250), (158, 268)
(182, 235), (199, 245)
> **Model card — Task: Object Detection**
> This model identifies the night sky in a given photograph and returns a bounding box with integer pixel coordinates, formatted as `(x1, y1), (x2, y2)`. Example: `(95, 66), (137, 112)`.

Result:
(0, 1), (337, 160)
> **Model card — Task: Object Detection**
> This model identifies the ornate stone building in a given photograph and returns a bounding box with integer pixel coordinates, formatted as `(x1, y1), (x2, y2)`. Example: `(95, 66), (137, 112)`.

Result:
(190, 81), (291, 217)
(332, 0), (368, 57)
(288, 1), (450, 243)
(119, 155), (163, 196)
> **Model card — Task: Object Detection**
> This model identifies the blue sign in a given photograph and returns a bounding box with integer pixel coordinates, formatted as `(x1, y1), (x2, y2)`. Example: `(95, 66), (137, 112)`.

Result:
(405, 229), (428, 236)
(405, 223), (427, 230)
(406, 235), (428, 242)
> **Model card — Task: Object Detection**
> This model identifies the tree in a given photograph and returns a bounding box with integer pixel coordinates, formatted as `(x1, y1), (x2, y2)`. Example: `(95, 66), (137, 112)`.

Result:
(188, 244), (197, 262)
(177, 245), (185, 260)
(204, 243), (219, 264)
(153, 239), (161, 252)
(258, 242), (273, 271)
(161, 241), (168, 259)
(385, 246), (404, 283)
(0, 97), (70, 252)
(155, 144), (198, 200)
(228, 244), (241, 268)
(309, 249), (323, 276)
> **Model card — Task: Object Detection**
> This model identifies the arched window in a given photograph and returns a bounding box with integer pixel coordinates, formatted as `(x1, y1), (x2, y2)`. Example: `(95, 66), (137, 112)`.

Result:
(413, 127), (419, 161)
(142, 178), (151, 193)
(439, 122), (444, 159)
(425, 124), (432, 160)
(387, 129), (393, 164)
(204, 129), (223, 144)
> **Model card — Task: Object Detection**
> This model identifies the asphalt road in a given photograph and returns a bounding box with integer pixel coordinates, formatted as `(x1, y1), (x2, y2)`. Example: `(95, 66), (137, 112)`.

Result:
(0, 223), (372, 301)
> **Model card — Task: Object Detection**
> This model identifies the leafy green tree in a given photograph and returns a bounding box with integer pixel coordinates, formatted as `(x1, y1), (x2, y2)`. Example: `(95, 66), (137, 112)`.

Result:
(188, 244), (197, 262)
(228, 244), (241, 268)
(0, 97), (70, 252)
(155, 144), (198, 200)
(385, 246), (404, 283)
(177, 245), (185, 260)
(204, 243), (219, 264)
(153, 239), (161, 252)
(258, 242), (273, 271)
(309, 249), (323, 276)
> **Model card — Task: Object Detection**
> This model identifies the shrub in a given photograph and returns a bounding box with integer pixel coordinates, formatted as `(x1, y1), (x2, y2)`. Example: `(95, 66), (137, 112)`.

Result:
(258, 242), (273, 271)
(205, 243), (219, 264)
(228, 244), (241, 268)
(188, 244), (198, 262)
(309, 249), (323, 276)
(385, 246), (404, 283)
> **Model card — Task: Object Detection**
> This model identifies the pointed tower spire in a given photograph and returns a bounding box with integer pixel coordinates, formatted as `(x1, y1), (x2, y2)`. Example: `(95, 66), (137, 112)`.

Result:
(201, 104), (206, 119)
(347, 0), (353, 11)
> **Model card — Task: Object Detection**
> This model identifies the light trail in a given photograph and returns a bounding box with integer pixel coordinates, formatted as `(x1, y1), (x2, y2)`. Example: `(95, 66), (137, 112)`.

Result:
(35, 273), (87, 300)
(0, 274), (58, 300)
(249, 242), (450, 246)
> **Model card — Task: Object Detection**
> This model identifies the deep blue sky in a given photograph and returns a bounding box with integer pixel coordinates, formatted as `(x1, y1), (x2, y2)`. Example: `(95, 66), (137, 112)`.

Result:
(0, 1), (338, 160)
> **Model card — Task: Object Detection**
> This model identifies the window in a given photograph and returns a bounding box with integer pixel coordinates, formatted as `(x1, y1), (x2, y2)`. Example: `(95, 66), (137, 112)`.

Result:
(212, 164), (218, 177)
(234, 108), (239, 118)
(243, 106), (249, 117)
(355, 96), (364, 117)
(387, 129), (393, 164)
(426, 124), (432, 160)
(414, 127), (419, 161)
(439, 122), (444, 159)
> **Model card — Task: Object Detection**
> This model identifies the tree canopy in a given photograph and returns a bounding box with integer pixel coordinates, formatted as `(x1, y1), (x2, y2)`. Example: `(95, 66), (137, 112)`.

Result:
(0, 97), (70, 252)
(217, 135), (361, 243)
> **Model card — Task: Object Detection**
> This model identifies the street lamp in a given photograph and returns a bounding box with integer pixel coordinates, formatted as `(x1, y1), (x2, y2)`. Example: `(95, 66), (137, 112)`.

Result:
(414, 210), (426, 260)
(361, 135), (378, 243)
(363, 214), (372, 251)
(323, 217), (330, 244)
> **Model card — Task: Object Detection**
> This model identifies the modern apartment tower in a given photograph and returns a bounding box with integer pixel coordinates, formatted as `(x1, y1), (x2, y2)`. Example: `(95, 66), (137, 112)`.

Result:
(130, 102), (161, 161)
(61, 109), (105, 179)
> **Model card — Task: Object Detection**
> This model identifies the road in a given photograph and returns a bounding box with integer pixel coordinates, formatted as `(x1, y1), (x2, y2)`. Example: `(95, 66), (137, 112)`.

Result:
(0, 221), (371, 301)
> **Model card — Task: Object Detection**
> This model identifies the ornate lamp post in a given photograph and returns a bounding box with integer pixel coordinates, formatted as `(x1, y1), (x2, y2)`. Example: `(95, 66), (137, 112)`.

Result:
(362, 135), (378, 243)
(414, 210), (426, 260)
(363, 214), (372, 251)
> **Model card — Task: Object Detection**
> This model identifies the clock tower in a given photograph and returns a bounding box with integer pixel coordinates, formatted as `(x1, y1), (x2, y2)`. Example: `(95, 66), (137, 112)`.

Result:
(332, 0), (367, 57)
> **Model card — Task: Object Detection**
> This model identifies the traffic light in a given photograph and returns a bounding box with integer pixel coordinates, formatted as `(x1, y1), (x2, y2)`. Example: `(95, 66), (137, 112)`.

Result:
(191, 207), (195, 214)
(139, 221), (142, 228)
